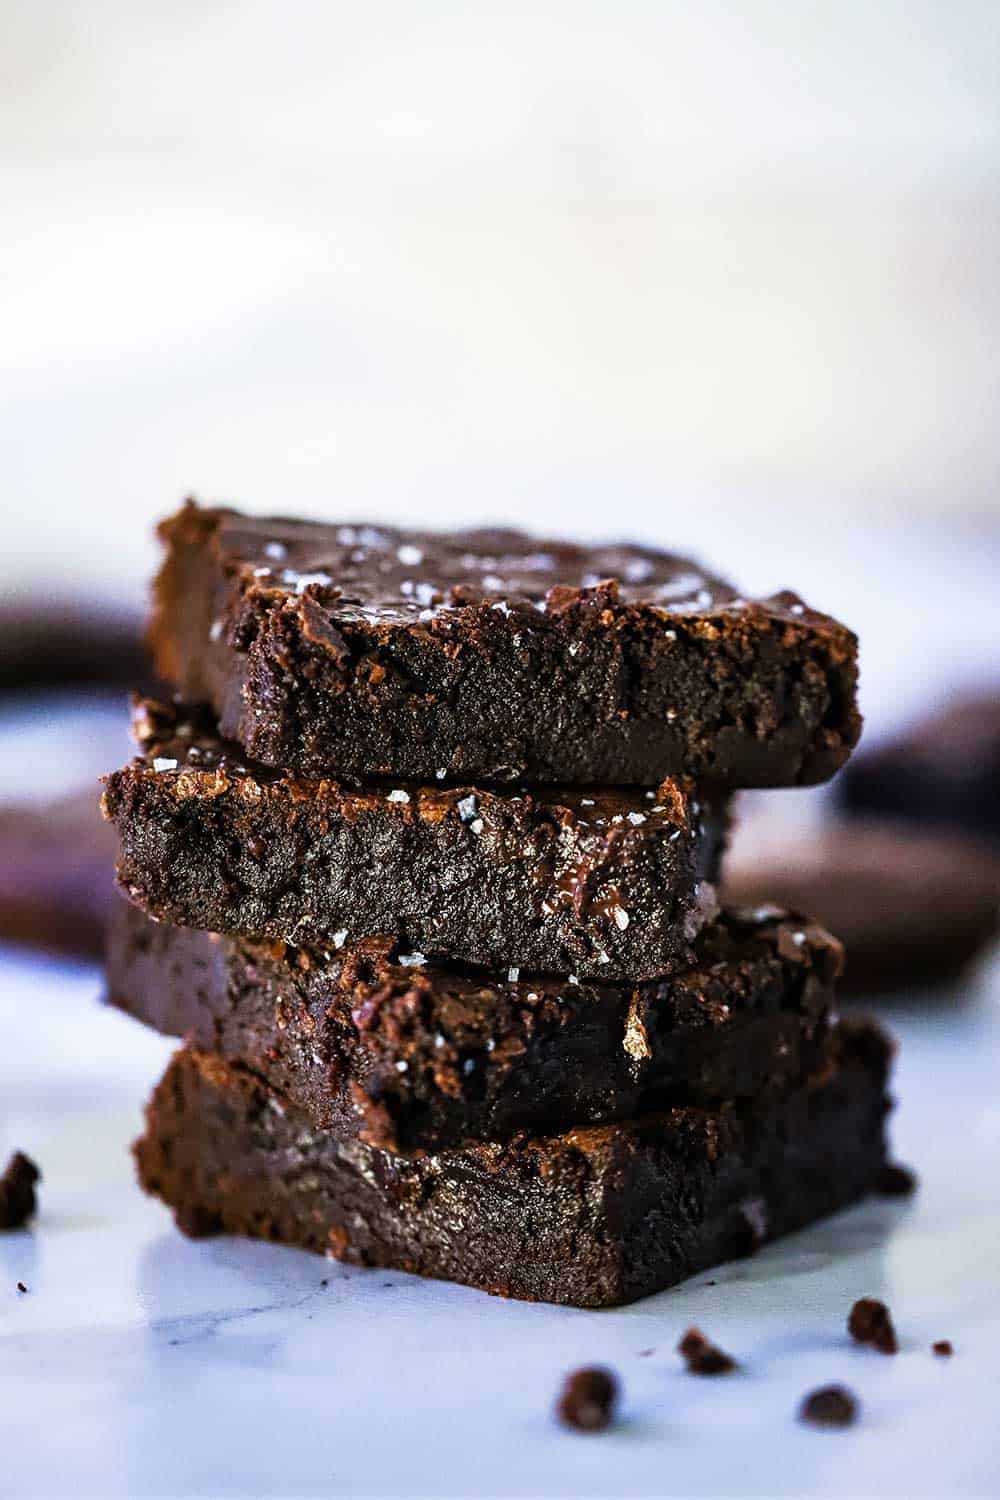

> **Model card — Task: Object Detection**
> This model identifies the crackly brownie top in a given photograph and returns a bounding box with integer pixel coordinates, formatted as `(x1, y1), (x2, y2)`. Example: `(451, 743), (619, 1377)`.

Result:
(170, 500), (835, 631)
(127, 696), (711, 833)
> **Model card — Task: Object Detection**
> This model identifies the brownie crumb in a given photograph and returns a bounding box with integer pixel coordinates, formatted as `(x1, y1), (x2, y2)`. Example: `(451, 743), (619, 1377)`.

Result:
(799, 1385), (858, 1427)
(16, 1280), (27, 1294)
(932, 1340), (954, 1357)
(556, 1367), (619, 1432)
(874, 1163), (918, 1198)
(678, 1327), (737, 1375)
(848, 1297), (898, 1354)
(0, 1152), (40, 1230)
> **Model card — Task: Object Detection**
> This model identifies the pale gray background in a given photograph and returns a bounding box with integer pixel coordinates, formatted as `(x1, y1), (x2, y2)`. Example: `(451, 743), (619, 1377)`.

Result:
(2, 0), (998, 608)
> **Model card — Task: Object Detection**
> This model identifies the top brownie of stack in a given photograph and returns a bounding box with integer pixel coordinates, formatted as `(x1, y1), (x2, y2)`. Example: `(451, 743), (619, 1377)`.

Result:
(150, 501), (860, 788)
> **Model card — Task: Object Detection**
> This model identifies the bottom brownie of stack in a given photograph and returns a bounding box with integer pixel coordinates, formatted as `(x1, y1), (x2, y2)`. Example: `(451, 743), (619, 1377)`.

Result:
(109, 901), (893, 1308)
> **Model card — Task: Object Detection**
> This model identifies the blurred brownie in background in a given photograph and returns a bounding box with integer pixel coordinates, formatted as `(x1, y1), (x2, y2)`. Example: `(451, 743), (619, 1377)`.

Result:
(837, 690), (1000, 845)
(0, 596), (156, 959)
(0, 603), (151, 695)
(0, 794), (117, 959)
(722, 819), (1000, 995)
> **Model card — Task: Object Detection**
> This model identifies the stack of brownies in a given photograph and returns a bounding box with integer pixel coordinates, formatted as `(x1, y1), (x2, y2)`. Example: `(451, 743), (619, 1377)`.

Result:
(103, 500), (894, 1308)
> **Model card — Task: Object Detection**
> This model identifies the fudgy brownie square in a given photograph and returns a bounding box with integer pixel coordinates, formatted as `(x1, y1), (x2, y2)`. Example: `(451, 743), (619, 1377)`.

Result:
(108, 898), (842, 1151)
(134, 1019), (892, 1308)
(149, 500), (860, 788)
(103, 698), (727, 980)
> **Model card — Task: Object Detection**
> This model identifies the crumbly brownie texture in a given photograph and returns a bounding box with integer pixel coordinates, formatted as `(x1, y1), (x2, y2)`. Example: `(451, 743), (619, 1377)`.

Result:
(722, 820), (1000, 994)
(838, 691), (1000, 844)
(108, 899), (842, 1151)
(148, 500), (860, 788)
(134, 1019), (892, 1308)
(0, 794), (118, 959)
(103, 699), (727, 980)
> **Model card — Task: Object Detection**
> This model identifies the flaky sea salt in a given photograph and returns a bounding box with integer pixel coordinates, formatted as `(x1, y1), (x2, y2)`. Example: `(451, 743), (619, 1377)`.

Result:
(457, 794), (478, 822)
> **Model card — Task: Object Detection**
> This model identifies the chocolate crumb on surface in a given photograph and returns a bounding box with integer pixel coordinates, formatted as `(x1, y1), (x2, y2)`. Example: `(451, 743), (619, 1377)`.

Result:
(556, 1367), (619, 1432)
(799, 1385), (859, 1427)
(932, 1340), (954, 1357)
(874, 1163), (918, 1198)
(0, 1152), (40, 1230)
(678, 1327), (738, 1375)
(848, 1297), (898, 1354)
(16, 1281), (27, 1294)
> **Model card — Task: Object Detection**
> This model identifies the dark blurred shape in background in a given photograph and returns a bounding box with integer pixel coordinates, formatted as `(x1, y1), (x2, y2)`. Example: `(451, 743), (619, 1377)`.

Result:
(722, 817), (1000, 997)
(0, 605), (150, 696)
(0, 793), (117, 960)
(838, 691), (1000, 846)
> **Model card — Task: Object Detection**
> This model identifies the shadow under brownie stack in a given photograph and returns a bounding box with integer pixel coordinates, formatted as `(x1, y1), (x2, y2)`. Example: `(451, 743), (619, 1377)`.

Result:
(102, 500), (894, 1308)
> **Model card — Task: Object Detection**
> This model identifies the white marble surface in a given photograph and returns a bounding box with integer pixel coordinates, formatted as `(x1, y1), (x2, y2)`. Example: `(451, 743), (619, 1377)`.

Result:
(0, 940), (998, 1498)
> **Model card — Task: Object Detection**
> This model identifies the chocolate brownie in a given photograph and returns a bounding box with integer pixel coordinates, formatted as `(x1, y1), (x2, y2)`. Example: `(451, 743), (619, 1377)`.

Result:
(722, 820), (1000, 995)
(103, 699), (727, 980)
(148, 500), (860, 788)
(0, 793), (117, 958)
(838, 691), (1000, 844)
(134, 1020), (892, 1308)
(107, 899), (841, 1151)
